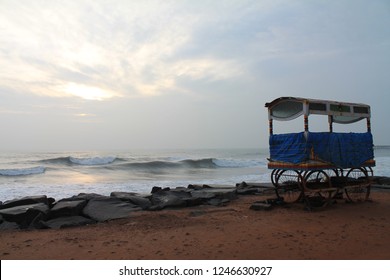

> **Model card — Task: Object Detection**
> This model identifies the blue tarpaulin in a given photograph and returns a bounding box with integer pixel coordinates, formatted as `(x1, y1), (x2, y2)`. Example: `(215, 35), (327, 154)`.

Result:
(269, 132), (374, 168)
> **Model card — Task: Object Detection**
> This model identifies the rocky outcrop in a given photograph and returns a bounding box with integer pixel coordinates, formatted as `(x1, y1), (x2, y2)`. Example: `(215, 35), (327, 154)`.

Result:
(41, 216), (96, 229)
(110, 192), (152, 209)
(49, 200), (87, 219)
(0, 184), (249, 230)
(0, 195), (49, 209)
(82, 197), (142, 222)
(0, 202), (50, 229)
(1, 177), (388, 231)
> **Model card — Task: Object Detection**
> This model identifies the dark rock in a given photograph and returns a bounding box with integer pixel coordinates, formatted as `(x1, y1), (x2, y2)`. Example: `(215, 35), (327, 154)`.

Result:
(48, 197), (56, 208)
(188, 184), (211, 190)
(150, 191), (189, 209)
(191, 191), (217, 200)
(188, 187), (237, 206)
(151, 187), (171, 193)
(29, 212), (48, 229)
(0, 203), (50, 228)
(250, 202), (273, 211)
(82, 197), (141, 222)
(0, 221), (20, 230)
(203, 184), (236, 189)
(0, 195), (49, 210)
(50, 200), (87, 219)
(236, 181), (248, 188)
(110, 192), (152, 209)
(266, 197), (285, 206)
(151, 186), (162, 193)
(42, 216), (96, 229)
(60, 193), (105, 202)
(182, 196), (204, 207)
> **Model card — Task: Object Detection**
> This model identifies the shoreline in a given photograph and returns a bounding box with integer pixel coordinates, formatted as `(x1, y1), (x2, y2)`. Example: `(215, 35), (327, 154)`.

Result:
(1, 187), (390, 260)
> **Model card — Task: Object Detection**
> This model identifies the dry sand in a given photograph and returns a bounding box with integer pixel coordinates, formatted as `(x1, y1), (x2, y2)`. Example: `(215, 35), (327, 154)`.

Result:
(1, 191), (389, 260)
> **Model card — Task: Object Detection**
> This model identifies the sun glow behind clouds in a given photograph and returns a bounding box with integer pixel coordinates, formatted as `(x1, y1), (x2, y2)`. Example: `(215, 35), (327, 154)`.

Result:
(63, 83), (116, 101)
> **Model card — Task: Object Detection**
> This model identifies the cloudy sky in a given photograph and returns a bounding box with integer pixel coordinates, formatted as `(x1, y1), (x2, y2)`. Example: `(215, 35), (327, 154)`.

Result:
(1, 0), (389, 151)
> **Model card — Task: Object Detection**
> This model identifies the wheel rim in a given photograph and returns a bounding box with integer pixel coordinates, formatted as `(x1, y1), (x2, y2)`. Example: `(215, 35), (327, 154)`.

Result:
(303, 170), (336, 208)
(345, 168), (370, 202)
(275, 170), (302, 203)
(271, 169), (280, 187)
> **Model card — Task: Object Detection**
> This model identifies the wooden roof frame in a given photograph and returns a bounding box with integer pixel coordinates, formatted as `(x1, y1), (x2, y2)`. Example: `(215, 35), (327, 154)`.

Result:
(265, 96), (371, 134)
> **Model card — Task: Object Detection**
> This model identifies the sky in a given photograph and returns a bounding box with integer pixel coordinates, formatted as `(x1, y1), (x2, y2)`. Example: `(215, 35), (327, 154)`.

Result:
(0, 0), (389, 151)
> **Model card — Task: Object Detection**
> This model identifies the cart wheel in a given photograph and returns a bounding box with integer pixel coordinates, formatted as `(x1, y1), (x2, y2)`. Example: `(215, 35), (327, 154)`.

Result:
(332, 168), (343, 177)
(303, 170), (336, 207)
(271, 169), (280, 187)
(345, 168), (370, 202)
(275, 170), (303, 203)
(362, 166), (374, 177)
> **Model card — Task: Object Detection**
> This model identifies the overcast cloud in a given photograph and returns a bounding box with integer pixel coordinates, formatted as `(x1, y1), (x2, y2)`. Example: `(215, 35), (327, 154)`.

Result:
(0, 0), (389, 151)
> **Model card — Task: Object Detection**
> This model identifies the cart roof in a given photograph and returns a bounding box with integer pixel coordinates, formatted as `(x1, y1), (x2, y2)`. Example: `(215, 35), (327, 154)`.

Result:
(265, 96), (371, 123)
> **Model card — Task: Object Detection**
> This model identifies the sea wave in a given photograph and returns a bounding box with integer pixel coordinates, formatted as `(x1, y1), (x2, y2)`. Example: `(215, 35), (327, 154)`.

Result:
(37, 155), (263, 169)
(117, 158), (216, 169)
(0, 166), (46, 176)
(39, 156), (119, 166)
(116, 158), (262, 170)
(69, 156), (117, 165)
(212, 158), (263, 168)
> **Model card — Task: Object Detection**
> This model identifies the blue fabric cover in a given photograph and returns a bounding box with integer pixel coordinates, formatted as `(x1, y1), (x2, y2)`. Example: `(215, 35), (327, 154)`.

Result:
(269, 132), (308, 164)
(269, 132), (374, 168)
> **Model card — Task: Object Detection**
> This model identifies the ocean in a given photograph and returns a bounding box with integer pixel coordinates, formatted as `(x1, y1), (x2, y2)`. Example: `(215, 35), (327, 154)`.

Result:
(1, 147), (389, 202)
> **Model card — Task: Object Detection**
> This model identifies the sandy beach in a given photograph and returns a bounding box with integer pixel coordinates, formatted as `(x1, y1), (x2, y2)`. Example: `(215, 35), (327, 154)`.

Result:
(1, 190), (389, 260)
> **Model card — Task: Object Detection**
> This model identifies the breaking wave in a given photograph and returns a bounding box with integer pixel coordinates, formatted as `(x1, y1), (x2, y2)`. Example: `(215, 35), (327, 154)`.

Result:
(0, 166), (46, 176)
(37, 156), (263, 170)
(116, 158), (262, 170)
(69, 156), (117, 165)
(116, 158), (216, 170)
(39, 156), (119, 166)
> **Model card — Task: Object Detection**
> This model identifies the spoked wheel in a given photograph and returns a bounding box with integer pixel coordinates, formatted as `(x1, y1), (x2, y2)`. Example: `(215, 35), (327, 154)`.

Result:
(345, 168), (371, 202)
(331, 168), (343, 178)
(275, 170), (303, 203)
(303, 170), (336, 208)
(362, 166), (374, 177)
(271, 169), (281, 187)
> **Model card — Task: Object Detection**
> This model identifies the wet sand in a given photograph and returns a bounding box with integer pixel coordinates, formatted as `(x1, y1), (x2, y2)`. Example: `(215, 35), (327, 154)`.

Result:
(1, 191), (390, 260)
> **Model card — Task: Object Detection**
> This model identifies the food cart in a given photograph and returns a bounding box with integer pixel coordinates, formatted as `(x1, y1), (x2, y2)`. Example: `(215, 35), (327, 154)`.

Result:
(265, 97), (375, 208)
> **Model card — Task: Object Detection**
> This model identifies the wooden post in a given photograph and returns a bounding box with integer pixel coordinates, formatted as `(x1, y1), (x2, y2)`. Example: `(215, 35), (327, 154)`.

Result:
(269, 119), (273, 135)
(303, 100), (309, 132)
(328, 116), (333, 132)
(304, 115), (309, 132)
(367, 118), (371, 132)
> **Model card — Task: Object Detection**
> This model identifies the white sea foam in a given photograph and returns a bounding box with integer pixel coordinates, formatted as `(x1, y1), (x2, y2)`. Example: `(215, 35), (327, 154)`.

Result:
(0, 166), (46, 176)
(69, 156), (116, 165)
